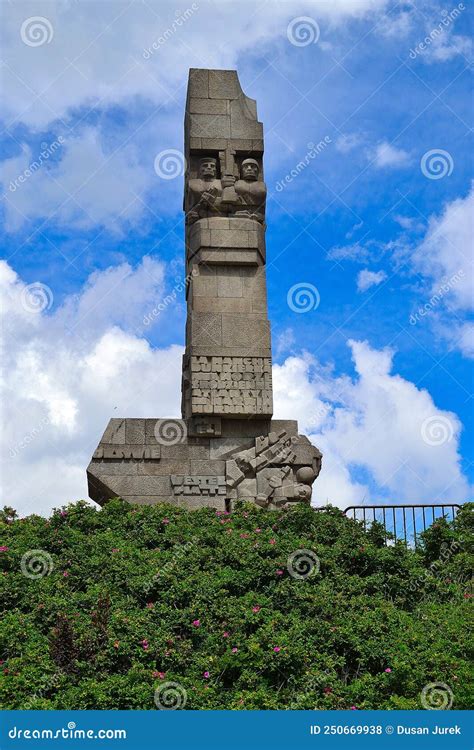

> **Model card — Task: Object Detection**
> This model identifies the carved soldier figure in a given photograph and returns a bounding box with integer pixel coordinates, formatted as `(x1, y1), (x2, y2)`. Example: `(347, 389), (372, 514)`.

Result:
(234, 157), (266, 223)
(186, 156), (223, 223)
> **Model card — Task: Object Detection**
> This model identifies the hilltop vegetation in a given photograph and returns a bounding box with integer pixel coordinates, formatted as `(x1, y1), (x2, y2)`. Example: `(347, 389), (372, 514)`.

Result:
(0, 500), (472, 710)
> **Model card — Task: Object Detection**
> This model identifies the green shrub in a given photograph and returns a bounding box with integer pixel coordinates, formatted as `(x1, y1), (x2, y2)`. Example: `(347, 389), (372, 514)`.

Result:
(0, 499), (472, 710)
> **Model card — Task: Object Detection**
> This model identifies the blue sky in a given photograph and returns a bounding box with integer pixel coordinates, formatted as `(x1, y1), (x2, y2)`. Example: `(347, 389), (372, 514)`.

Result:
(1, 0), (472, 514)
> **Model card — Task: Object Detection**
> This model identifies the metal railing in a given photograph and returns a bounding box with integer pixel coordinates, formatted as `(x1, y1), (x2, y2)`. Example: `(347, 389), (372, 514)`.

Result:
(343, 504), (462, 548)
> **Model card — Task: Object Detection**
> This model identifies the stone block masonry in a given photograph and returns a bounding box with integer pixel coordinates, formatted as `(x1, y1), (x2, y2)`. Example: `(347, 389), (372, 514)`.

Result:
(87, 69), (322, 510)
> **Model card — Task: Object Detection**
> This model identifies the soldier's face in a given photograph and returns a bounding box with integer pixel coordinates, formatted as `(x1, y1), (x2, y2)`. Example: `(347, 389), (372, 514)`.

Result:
(199, 160), (216, 179)
(242, 163), (258, 181)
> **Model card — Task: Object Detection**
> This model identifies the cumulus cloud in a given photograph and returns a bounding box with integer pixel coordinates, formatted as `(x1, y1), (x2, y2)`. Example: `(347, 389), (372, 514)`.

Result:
(356, 268), (387, 292)
(369, 140), (411, 169)
(273, 341), (469, 507)
(412, 183), (473, 312)
(1, 0), (389, 129)
(1, 258), (183, 516)
(1, 128), (151, 232)
(408, 184), (473, 356)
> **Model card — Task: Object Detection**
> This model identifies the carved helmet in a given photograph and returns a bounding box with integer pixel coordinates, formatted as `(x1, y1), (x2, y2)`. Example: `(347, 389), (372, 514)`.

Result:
(241, 158), (259, 169)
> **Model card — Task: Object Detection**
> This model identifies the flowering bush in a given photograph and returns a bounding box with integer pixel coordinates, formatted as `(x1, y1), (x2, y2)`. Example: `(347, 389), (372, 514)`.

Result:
(0, 499), (472, 710)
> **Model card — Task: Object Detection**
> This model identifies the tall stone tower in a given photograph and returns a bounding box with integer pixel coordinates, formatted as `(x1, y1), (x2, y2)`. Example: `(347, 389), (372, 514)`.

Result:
(87, 69), (322, 511)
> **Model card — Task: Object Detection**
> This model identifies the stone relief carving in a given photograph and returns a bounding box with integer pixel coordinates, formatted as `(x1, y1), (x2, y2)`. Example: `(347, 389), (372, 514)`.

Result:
(225, 429), (321, 509)
(186, 155), (266, 225)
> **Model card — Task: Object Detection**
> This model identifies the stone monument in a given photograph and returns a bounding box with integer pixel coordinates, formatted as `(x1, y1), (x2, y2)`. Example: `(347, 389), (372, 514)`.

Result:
(87, 69), (322, 511)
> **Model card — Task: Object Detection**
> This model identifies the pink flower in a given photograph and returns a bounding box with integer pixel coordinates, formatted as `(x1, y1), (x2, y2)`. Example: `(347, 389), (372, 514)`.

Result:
(240, 533), (249, 539)
(269, 538), (276, 545)
(192, 619), (201, 628)
(60, 510), (67, 517)
(63, 571), (69, 577)
(223, 631), (229, 638)
(252, 606), (261, 613)
(276, 569), (284, 576)
(0, 546), (9, 552)
(384, 668), (392, 673)
(255, 528), (262, 533)
(350, 706), (358, 710)
(324, 687), (332, 694)
(111, 548), (119, 553)
(231, 647), (238, 653)
(141, 639), (149, 650)
(273, 646), (281, 653)
(162, 518), (170, 525)
(146, 602), (154, 609)
(203, 671), (210, 679)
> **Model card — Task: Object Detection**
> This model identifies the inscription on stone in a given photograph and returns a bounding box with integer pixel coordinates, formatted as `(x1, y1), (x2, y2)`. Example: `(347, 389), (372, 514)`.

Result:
(171, 475), (226, 496)
(190, 356), (272, 416)
(93, 446), (161, 460)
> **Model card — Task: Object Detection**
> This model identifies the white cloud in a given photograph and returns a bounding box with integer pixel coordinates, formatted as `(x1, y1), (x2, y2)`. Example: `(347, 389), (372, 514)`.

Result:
(274, 340), (469, 507)
(456, 322), (474, 358)
(335, 132), (364, 154)
(356, 268), (387, 292)
(412, 183), (473, 312)
(1, 128), (151, 232)
(1, 0), (389, 129)
(408, 183), (473, 357)
(1, 258), (183, 516)
(327, 239), (377, 263)
(370, 140), (411, 168)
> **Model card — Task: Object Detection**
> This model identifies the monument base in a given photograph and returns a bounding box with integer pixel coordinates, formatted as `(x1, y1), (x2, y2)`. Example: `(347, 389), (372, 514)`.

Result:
(87, 418), (322, 511)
